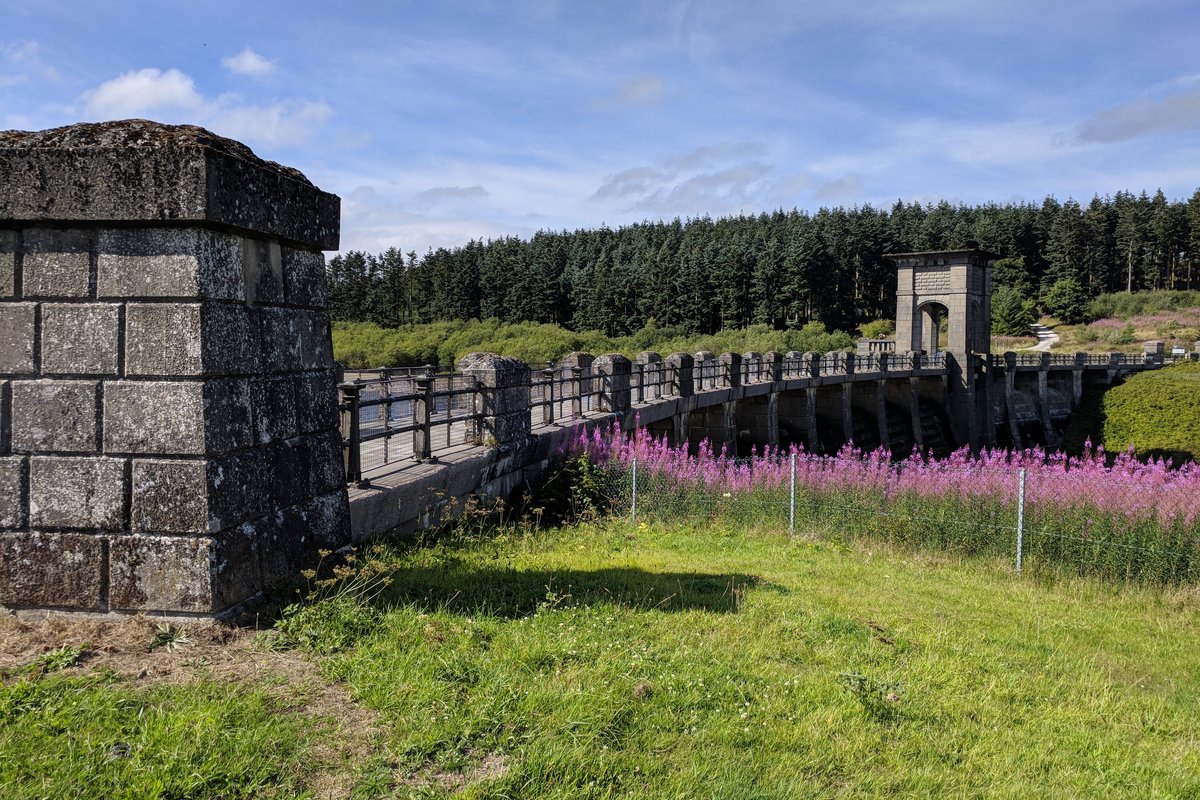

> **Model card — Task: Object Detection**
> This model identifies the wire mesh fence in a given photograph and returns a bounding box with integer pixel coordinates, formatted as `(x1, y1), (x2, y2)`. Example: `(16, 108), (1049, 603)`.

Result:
(579, 440), (1200, 587)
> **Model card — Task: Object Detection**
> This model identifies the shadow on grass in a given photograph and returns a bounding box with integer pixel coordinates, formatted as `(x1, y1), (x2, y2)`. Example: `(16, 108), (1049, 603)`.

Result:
(376, 565), (767, 617)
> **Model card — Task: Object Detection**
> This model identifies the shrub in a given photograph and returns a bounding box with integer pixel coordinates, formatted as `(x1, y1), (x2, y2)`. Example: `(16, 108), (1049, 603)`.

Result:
(1102, 362), (1200, 463)
(991, 286), (1036, 336)
(858, 319), (895, 340)
(1042, 278), (1091, 325)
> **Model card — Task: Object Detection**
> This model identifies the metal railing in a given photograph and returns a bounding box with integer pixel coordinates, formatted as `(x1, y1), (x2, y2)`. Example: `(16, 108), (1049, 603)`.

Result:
(339, 371), (483, 485)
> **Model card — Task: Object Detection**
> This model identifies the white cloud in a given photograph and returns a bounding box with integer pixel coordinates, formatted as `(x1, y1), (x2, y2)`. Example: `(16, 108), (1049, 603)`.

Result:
(208, 99), (333, 147)
(414, 185), (490, 207)
(590, 142), (797, 216)
(591, 75), (666, 110)
(84, 68), (202, 117)
(615, 75), (664, 106)
(1075, 85), (1200, 143)
(79, 67), (331, 147)
(222, 48), (276, 78)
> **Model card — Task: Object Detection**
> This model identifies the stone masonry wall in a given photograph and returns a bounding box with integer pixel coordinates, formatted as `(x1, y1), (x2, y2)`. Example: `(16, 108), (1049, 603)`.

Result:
(0, 121), (349, 616)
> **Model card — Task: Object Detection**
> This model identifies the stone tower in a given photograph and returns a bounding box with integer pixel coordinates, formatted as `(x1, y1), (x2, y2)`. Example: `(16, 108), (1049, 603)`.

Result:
(887, 246), (997, 448)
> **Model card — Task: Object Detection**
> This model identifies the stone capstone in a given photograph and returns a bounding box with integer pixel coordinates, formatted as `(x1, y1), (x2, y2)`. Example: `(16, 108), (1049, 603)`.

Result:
(0, 120), (340, 250)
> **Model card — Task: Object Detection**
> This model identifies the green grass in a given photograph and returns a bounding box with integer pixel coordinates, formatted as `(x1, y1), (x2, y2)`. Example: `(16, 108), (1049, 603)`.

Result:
(1103, 361), (1200, 463)
(295, 520), (1200, 798)
(0, 670), (323, 799)
(7, 518), (1200, 798)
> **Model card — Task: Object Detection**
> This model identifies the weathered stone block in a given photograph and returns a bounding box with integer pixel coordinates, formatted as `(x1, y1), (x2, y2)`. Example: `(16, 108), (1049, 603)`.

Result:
(22, 228), (91, 298)
(28, 456), (126, 530)
(300, 310), (334, 370)
(266, 436), (309, 507)
(0, 456), (27, 528)
(2, 121), (339, 250)
(0, 303), (36, 374)
(295, 370), (339, 434)
(11, 380), (99, 452)
(0, 379), (9, 452)
(260, 307), (304, 372)
(260, 309), (332, 373)
(126, 302), (259, 377)
(257, 490), (350, 586)
(282, 246), (328, 308)
(0, 532), (104, 610)
(108, 528), (261, 613)
(131, 451), (267, 534)
(125, 303), (204, 375)
(104, 381), (205, 454)
(104, 379), (252, 455)
(242, 238), (284, 306)
(131, 459), (208, 534)
(0, 229), (15, 297)
(97, 228), (244, 300)
(307, 431), (346, 497)
(203, 379), (254, 453)
(250, 375), (298, 444)
(41, 303), (120, 375)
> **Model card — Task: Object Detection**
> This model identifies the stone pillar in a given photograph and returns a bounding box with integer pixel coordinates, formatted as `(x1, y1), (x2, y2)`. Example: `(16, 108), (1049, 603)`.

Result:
(457, 353), (531, 451)
(742, 352), (762, 384)
(764, 352), (784, 383)
(841, 383), (855, 444)
(805, 387), (820, 452)
(1072, 352), (1086, 407)
(561, 352), (593, 416)
(908, 377), (925, 452)
(593, 354), (632, 414)
(694, 351), (714, 391)
(665, 352), (694, 398)
(0, 120), (348, 616)
(1036, 352), (1056, 447)
(636, 352), (663, 400)
(1003, 352), (1021, 448)
(719, 352), (742, 389)
(665, 353), (693, 447)
(801, 352), (821, 379)
(875, 379), (890, 450)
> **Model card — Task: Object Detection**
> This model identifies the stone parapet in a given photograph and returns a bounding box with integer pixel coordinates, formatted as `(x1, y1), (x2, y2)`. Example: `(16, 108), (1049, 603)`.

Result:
(0, 121), (339, 250)
(0, 120), (349, 617)
(457, 353), (531, 450)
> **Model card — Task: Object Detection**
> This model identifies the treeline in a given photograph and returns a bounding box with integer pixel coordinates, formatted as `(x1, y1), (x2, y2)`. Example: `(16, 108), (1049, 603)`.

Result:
(333, 319), (855, 370)
(328, 189), (1200, 336)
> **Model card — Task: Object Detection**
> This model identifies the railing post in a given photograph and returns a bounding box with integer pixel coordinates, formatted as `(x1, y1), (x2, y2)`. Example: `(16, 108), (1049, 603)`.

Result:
(339, 382), (368, 488)
(594, 354), (632, 414)
(413, 370), (434, 462)
(571, 366), (583, 418)
(542, 364), (555, 426)
(633, 361), (645, 404)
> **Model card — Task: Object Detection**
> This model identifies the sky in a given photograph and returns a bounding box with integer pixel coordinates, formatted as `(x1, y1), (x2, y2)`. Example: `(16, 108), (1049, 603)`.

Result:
(4, 0), (1200, 255)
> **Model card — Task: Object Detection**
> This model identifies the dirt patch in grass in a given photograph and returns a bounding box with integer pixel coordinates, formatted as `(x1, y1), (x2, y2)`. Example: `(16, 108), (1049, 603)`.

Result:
(0, 613), (383, 800)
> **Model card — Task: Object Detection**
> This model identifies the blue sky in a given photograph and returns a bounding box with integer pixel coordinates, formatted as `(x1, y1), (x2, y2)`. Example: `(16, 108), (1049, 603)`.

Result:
(4, 0), (1200, 254)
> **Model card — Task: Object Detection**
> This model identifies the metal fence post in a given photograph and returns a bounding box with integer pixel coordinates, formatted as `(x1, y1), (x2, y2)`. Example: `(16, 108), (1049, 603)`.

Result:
(543, 364), (555, 426)
(414, 371), (434, 462)
(1016, 468), (1026, 574)
(789, 453), (796, 536)
(339, 382), (368, 488)
(571, 365), (583, 418)
(631, 457), (638, 524)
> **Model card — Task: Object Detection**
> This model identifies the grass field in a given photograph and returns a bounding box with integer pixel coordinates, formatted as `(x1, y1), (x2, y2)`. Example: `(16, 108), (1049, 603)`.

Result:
(3, 519), (1200, 798)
